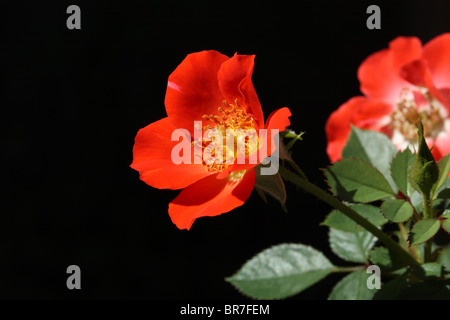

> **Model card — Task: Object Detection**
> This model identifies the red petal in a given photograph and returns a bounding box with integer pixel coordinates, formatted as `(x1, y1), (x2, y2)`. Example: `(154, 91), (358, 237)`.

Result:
(358, 37), (422, 104)
(168, 169), (256, 230)
(400, 59), (450, 110)
(400, 59), (429, 87)
(218, 53), (264, 128)
(326, 97), (393, 162)
(422, 33), (450, 89)
(216, 107), (291, 179)
(264, 107), (292, 154)
(164, 51), (229, 135)
(130, 118), (212, 190)
(438, 88), (450, 111)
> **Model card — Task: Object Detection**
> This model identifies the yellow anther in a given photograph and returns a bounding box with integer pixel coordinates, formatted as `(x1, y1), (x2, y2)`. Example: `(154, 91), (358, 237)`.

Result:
(196, 100), (258, 172)
(390, 87), (446, 145)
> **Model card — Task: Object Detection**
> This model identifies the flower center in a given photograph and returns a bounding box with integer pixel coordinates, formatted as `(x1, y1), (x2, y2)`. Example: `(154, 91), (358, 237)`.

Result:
(192, 100), (258, 172)
(389, 87), (447, 147)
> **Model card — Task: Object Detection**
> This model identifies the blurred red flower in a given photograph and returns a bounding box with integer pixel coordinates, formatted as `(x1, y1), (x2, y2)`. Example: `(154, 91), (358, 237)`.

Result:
(326, 34), (450, 162)
(131, 51), (291, 230)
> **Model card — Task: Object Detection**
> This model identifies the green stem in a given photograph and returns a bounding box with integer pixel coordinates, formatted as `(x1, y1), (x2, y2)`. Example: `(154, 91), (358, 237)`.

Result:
(423, 194), (434, 262)
(423, 194), (433, 219)
(279, 166), (420, 266)
(285, 159), (308, 181)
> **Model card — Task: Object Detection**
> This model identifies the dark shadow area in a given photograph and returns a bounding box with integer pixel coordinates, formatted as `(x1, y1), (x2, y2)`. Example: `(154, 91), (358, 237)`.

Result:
(2, 0), (450, 299)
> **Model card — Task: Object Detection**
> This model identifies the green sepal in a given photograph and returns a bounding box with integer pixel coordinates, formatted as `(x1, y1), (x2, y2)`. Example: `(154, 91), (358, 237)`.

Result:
(254, 165), (287, 209)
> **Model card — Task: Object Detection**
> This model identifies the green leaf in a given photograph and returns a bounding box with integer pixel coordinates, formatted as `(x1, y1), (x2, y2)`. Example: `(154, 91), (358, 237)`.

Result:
(325, 158), (395, 203)
(380, 199), (414, 223)
(376, 265), (448, 300)
(409, 219), (441, 245)
(368, 247), (391, 268)
(442, 209), (450, 233)
(409, 120), (439, 196)
(436, 177), (450, 200)
(342, 127), (398, 192)
(391, 149), (415, 196)
(438, 244), (450, 278)
(436, 188), (450, 212)
(328, 270), (375, 300)
(395, 282), (450, 299)
(438, 177), (450, 191)
(373, 272), (410, 300)
(254, 167), (287, 207)
(329, 228), (377, 263)
(437, 187), (450, 201)
(410, 190), (424, 213)
(226, 243), (335, 299)
(369, 247), (406, 272)
(322, 204), (387, 232)
(417, 262), (443, 278)
(433, 154), (450, 198)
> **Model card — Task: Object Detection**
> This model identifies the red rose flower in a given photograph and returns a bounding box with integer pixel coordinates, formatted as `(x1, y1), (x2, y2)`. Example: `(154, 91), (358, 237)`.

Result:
(131, 50), (291, 230)
(326, 33), (450, 162)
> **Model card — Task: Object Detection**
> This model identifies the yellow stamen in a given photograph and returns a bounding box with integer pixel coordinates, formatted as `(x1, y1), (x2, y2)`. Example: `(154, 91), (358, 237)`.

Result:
(192, 100), (258, 173)
(390, 87), (446, 144)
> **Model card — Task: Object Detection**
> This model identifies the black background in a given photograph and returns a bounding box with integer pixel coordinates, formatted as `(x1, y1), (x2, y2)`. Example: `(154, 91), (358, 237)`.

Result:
(2, 0), (450, 300)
